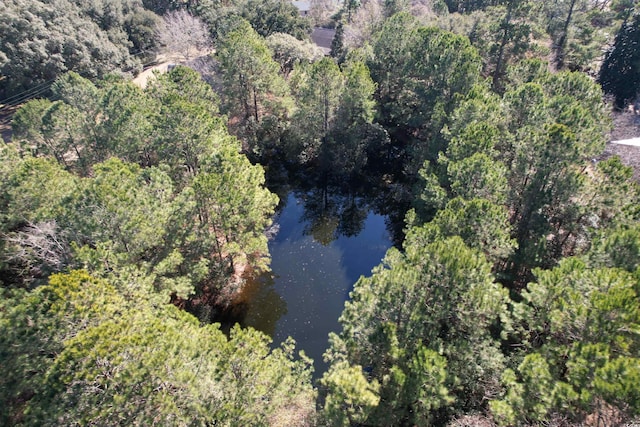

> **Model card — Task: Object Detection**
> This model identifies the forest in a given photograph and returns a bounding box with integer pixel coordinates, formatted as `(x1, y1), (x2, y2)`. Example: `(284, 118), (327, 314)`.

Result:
(1, 0), (640, 425)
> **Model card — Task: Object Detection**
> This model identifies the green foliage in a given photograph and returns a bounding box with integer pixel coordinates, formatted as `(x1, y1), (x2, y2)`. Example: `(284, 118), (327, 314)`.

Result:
(4, 4), (639, 425)
(0, 0), (154, 98)
(0, 271), (128, 425)
(323, 236), (509, 424)
(320, 360), (380, 426)
(0, 271), (316, 426)
(411, 197), (516, 263)
(444, 0), (502, 13)
(8, 67), (278, 299)
(192, 149), (279, 275)
(369, 14), (482, 173)
(125, 7), (161, 53)
(12, 98), (89, 172)
(141, 0), (180, 15)
(327, 60), (379, 176)
(289, 57), (345, 163)
(588, 223), (640, 272)
(186, 0), (310, 43)
(12, 72), (155, 174)
(286, 56), (381, 177)
(411, 162), (448, 222)
(501, 70), (611, 278)
(217, 20), (292, 142)
(239, 0), (311, 40)
(541, 0), (614, 71)
(0, 153), (78, 231)
(413, 64), (615, 285)
(379, 49), (638, 423)
(70, 158), (199, 300)
(599, 9), (640, 108)
(266, 32), (325, 76)
(99, 78), (160, 166)
(493, 258), (640, 424)
(217, 24), (289, 158)
(447, 153), (508, 203)
(340, 61), (377, 126)
(0, 152), (78, 282)
(146, 68), (224, 175)
(473, 1), (536, 91)
(186, 0), (244, 42)
(441, 0), (621, 75)
(440, 5), (538, 85)
(146, 63), (220, 114)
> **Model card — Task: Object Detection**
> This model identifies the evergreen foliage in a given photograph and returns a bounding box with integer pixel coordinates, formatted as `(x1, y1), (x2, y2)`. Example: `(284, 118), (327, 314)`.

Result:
(322, 236), (508, 425)
(0, 271), (316, 426)
(410, 62), (630, 285)
(3, 2), (640, 425)
(0, 0), (158, 99)
(369, 14), (482, 174)
(286, 56), (380, 178)
(599, 9), (640, 108)
(492, 258), (640, 424)
(7, 67), (278, 301)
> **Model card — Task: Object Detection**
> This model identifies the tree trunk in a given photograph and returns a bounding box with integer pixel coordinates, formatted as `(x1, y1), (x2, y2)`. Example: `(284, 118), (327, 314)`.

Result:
(253, 87), (259, 122)
(554, 0), (577, 69)
(492, 4), (513, 92)
(239, 74), (251, 119)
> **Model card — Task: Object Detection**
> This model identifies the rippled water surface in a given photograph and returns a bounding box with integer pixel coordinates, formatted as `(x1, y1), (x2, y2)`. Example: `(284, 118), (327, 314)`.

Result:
(235, 192), (393, 376)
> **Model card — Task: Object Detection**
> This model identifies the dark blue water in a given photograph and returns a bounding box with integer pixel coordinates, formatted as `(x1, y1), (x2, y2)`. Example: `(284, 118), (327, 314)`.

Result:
(238, 192), (393, 376)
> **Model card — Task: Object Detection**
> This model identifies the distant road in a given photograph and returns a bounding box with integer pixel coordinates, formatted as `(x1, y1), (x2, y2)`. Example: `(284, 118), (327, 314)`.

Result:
(611, 137), (640, 147)
(132, 50), (215, 88)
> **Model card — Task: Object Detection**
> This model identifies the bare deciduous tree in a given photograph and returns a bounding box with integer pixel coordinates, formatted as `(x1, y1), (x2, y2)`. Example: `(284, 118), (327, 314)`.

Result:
(156, 10), (212, 62)
(310, 0), (340, 26)
(410, 0), (438, 18)
(4, 221), (70, 280)
(343, 0), (384, 50)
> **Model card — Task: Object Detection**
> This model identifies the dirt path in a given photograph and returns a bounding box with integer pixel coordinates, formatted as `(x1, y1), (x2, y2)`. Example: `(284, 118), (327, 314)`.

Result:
(132, 50), (215, 89)
(132, 62), (174, 89)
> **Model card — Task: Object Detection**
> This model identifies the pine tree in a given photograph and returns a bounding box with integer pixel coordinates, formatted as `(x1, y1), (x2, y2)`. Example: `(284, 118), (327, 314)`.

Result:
(599, 9), (640, 108)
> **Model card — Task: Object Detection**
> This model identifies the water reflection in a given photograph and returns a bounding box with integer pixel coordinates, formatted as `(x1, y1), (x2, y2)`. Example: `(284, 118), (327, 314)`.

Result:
(215, 156), (409, 377)
(226, 271), (286, 337)
(235, 192), (393, 377)
(299, 188), (369, 244)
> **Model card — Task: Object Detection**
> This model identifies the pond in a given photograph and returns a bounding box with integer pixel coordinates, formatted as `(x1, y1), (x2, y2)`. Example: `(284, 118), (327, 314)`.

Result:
(228, 190), (394, 377)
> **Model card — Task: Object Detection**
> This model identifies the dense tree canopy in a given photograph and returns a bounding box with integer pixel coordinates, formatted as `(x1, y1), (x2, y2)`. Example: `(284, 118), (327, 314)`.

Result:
(186, 0), (311, 43)
(7, 67), (278, 303)
(492, 257), (640, 425)
(266, 32), (325, 76)
(3, 1), (640, 425)
(409, 61), (636, 286)
(322, 235), (509, 425)
(318, 4), (640, 423)
(369, 13), (483, 173)
(0, 271), (315, 426)
(286, 57), (380, 178)
(239, 0), (311, 40)
(218, 21), (291, 123)
(0, 0), (158, 99)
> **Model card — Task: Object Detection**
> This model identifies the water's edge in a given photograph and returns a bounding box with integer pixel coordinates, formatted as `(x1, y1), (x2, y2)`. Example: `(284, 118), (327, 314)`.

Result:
(230, 192), (393, 377)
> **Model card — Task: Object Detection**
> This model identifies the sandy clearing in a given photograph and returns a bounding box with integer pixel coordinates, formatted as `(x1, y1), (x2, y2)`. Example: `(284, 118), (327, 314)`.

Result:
(132, 62), (174, 89)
